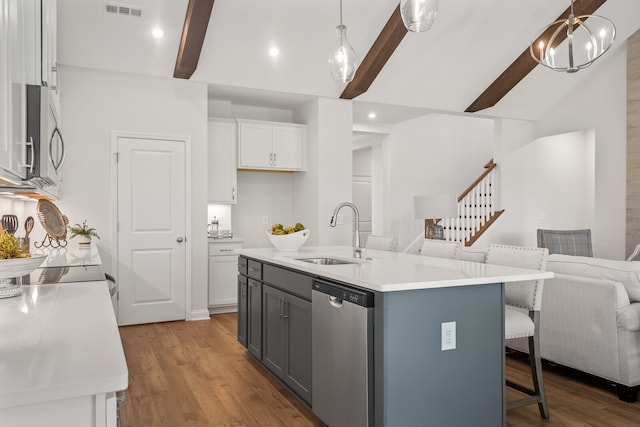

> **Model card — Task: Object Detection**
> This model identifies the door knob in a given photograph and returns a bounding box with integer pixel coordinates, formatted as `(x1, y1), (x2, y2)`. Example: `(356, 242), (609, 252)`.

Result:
(176, 237), (184, 243)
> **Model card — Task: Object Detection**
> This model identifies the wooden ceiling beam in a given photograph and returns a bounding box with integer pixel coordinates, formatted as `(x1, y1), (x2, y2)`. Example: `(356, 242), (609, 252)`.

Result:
(340, 5), (407, 100)
(465, 0), (608, 113)
(174, 0), (215, 79)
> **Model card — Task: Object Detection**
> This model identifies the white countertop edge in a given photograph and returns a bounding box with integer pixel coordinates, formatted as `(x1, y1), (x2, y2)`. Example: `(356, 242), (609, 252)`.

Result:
(238, 246), (553, 293)
(298, 269), (554, 293)
(208, 237), (244, 243)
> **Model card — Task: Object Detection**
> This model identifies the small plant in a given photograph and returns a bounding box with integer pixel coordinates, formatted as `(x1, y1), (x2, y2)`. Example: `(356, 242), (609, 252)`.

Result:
(68, 220), (100, 240)
(0, 231), (30, 259)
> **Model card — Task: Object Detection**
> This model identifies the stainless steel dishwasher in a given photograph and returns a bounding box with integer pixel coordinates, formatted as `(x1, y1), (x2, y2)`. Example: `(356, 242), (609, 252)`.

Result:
(312, 279), (374, 427)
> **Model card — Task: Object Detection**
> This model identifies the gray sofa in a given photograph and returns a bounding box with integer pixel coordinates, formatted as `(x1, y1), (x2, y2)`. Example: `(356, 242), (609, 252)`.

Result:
(509, 253), (640, 402)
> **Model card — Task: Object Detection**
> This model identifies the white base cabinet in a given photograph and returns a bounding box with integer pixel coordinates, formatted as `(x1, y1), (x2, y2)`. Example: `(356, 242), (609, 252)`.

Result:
(237, 119), (306, 171)
(208, 239), (243, 313)
(0, 392), (118, 427)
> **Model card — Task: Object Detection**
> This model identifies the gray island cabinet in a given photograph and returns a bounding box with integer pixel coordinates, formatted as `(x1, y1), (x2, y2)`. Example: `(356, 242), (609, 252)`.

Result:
(238, 257), (313, 405)
(237, 247), (552, 427)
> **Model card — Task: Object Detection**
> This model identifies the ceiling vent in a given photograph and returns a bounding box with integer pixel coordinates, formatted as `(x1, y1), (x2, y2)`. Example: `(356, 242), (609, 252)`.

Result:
(105, 2), (143, 18)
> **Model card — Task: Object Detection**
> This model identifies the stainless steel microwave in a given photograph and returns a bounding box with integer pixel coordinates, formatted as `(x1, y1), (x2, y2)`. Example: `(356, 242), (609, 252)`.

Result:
(25, 84), (65, 188)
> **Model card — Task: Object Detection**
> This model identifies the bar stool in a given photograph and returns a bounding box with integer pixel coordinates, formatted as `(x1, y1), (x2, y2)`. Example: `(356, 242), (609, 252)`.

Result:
(486, 244), (550, 419)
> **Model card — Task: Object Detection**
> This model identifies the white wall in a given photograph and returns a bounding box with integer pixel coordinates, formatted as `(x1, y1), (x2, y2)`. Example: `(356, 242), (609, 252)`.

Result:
(353, 147), (372, 240)
(0, 198), (44, 245)
(381, 113), (494, 251)
(232, 171), (295, 248)
(294, 98), (353, 247)
(213, 103), (302, 248)
(228, 98), (352, 250)
(59, 65), (209, 320)
(534, 42), (627, 259)
(478, 130), (595, 249)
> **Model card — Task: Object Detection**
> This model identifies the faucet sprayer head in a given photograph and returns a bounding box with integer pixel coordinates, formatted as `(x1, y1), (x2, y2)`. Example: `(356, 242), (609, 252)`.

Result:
(329, 215), (337, 227)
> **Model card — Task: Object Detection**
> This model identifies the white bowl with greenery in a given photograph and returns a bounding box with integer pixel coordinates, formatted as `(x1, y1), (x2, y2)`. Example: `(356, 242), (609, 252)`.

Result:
(266, 229), (310, 252)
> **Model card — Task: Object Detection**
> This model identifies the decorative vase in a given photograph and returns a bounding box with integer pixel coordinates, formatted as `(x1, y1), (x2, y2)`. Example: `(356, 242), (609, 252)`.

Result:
(78, 236), (92, 247)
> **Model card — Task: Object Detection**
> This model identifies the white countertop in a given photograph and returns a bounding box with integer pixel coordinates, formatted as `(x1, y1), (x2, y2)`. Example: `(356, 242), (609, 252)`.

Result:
(239, 246), (553, 293)
(0, 282), (128, 408)
(31, 244), (102, 267)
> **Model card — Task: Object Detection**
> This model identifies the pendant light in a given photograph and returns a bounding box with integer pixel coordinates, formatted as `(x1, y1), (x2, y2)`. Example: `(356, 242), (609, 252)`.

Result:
(329, 0), (358, 84)
(529, 0), (615, 73)
(400, 0), (439, 32)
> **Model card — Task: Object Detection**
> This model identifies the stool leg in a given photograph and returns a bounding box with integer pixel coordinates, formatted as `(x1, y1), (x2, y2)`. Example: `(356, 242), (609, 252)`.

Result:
(529, 315), (549, 419)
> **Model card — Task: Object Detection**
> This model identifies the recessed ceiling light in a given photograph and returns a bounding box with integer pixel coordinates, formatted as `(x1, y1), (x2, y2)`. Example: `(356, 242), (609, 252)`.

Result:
(269, 47), (280, 58)
(368, 112), (377, 119)
(152, 28), (164, 38)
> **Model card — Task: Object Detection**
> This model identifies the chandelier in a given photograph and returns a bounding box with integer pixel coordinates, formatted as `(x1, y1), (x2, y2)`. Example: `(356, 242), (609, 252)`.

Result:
(328, 0), (358, 83)
(400, 0), (439, 32)
(529, 0), (615, 73)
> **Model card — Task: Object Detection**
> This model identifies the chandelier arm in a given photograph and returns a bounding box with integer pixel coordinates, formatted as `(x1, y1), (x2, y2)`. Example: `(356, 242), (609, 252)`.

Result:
(577, 21), (599, 57)
(544, 22), (568, 66)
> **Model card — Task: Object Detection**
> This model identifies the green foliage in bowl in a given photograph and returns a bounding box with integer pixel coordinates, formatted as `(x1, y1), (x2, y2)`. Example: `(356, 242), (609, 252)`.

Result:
(271, 222), (305, 235)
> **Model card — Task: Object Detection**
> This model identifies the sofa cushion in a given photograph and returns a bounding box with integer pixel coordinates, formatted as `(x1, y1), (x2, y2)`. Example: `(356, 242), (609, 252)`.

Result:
(548, 254), (640, 302)
(618, 304), (640, 331)
(459, 248), (486, 263)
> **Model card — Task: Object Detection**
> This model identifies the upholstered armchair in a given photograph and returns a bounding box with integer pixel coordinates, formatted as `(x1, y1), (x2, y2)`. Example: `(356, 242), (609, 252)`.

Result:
(365, 235), (396, 252)
(537, 228), (593, 257)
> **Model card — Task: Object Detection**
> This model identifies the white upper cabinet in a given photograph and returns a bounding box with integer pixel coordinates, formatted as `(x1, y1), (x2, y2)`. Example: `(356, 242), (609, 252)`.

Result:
(0, 0), (28, 181)
(237, 119), (307, 171)
(24, 0), (59, 112)
(0, 0), (10, 176)
(208, 118), (237, 204)
(42, 0), (58, 109)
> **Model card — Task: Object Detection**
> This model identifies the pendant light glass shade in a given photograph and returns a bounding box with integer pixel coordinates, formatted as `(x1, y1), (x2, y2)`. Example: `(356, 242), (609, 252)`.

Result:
(400, 0), (439, 32)
(329, 24), (358, 83)
(529, 0), (615, 73)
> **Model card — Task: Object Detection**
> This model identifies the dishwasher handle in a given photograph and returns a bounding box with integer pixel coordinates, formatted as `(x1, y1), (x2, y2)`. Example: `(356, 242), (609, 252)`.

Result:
(313, 279), (374, 308)
(329, 296), (343, 308)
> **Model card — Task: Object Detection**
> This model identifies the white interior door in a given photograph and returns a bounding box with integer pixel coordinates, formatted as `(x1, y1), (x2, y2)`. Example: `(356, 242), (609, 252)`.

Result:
(116, 135), (186, 326)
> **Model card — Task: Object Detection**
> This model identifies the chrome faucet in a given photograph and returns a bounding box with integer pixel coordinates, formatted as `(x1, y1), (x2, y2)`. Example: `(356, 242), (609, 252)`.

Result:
(330, 202), (362, 258)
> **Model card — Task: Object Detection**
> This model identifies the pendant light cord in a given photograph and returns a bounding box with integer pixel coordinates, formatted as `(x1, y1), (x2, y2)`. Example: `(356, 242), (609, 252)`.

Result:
(339, 0), (343, 26)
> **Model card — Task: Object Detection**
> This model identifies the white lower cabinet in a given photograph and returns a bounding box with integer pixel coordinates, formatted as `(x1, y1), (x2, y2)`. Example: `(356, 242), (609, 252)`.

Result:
(0, 392), (118, 427)
(208, 240), (242, 313)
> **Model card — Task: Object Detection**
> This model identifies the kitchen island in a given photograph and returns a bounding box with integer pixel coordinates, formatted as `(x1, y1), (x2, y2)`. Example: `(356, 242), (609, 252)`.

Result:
(237, 246), (552, 427)
(0, 246), (127, 427)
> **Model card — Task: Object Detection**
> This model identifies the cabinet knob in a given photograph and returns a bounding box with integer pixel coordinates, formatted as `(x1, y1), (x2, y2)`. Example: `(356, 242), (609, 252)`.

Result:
(176, 237), (184, 243)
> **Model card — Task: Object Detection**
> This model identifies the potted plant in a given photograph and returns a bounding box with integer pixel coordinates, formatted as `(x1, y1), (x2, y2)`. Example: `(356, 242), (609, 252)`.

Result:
(68, 220), (100, 246)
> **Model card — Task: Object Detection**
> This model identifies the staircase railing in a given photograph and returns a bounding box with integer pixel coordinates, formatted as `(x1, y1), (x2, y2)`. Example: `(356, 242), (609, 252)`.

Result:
(439, 160), (504, 246)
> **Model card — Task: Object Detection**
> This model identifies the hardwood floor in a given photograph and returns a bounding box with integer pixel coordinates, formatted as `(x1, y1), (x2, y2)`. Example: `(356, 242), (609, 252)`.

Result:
(119, 314), (640, 426)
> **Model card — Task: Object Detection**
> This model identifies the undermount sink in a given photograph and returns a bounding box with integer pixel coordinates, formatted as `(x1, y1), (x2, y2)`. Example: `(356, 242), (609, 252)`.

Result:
(296, 257), (359, 265)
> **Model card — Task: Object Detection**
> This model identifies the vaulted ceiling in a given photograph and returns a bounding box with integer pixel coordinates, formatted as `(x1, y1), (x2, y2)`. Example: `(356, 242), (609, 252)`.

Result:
(58, 0), (640, 125)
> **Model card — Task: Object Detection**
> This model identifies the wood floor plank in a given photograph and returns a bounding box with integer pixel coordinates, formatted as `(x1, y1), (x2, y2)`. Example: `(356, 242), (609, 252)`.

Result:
(119, 314), (640, 426)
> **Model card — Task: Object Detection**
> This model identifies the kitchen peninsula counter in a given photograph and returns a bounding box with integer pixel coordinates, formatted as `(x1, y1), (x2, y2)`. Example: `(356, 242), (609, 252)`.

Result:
(238, 245), (552, 427)
(0, 246), (127, 427)
(238, 245), (552, 292)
